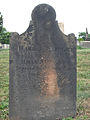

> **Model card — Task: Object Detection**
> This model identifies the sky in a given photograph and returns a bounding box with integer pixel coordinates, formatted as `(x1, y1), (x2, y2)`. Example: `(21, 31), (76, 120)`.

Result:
(0, 0), (90, 37)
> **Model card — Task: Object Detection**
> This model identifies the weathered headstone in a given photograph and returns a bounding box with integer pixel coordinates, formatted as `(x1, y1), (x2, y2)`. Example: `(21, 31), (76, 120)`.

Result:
(9, 4), (76, 120)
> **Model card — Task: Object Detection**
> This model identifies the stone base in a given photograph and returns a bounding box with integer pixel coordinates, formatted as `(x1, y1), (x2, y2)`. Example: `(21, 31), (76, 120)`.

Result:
(79, 41), (90, 48)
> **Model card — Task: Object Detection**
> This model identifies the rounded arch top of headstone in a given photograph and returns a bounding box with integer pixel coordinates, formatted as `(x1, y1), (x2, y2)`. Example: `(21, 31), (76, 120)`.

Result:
(31, 4), (56, 22)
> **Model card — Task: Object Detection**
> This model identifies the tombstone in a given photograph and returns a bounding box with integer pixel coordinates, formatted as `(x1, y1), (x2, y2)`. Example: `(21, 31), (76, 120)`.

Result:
(79, 41), (90, 48)
(9, 4), (76, 120)
(85, 28), (90, 41)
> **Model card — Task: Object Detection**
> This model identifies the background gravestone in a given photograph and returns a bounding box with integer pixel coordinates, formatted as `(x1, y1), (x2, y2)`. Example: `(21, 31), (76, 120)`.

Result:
(9, 4), (76, 120)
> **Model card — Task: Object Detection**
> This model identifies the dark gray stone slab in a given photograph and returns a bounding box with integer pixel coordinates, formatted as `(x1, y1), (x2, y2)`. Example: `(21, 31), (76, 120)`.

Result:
(9, 4), (76, 120)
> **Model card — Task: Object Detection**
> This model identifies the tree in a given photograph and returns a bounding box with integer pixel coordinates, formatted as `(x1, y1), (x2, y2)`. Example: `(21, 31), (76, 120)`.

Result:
(78, 32), (90, 42)
(0, 12), (11, 44)
(78, 32), (86, 41)
(0, 27), (11, 44)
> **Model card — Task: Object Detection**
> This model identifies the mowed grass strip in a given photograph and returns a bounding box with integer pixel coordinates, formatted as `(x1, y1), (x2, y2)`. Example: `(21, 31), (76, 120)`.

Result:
(0, 48), (90, 120)
(0, 49), (9, 119)
(76, 48), (90, 120)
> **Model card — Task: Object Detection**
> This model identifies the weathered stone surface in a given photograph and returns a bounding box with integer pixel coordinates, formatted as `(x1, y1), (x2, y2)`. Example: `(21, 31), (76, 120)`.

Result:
(9, 4), (76, 120)
(79, 41), (90, 48)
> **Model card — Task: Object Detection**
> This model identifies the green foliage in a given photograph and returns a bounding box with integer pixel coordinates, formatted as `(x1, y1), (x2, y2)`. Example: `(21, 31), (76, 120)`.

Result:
(88, 34), (90, 38)
(77, 46), (83, 49)
(62, 117), (73, 120)
(78, 32), (86, 40)
(0, 13), (11, 44)
(78, 32), (90, 41)
(0, 27), (11, 44)
(78, 38), (84, 42)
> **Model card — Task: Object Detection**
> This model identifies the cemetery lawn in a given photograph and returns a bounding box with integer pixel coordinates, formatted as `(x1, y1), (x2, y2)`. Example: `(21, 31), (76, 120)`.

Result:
(0, 49), (9, 120)
(0, 48), (90, 120)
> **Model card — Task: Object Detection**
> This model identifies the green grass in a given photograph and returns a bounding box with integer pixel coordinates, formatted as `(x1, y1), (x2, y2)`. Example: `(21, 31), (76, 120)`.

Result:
(0, 49), (9, 119)
(76, 48), (90, 120)
(77, 49), (90, 99)
(0, 48), (90, 120)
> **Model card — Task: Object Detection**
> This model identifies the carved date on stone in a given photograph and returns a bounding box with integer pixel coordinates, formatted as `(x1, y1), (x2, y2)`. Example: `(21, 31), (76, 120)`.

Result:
(9, 4), (76, 120)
